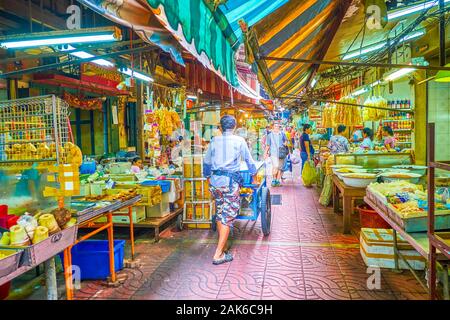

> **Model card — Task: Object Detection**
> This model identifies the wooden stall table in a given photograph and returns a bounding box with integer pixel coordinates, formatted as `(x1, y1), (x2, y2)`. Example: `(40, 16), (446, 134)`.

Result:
(332, 175), (367, 234)
(114, 207), (183, 242)
(364, 194), (450, 300)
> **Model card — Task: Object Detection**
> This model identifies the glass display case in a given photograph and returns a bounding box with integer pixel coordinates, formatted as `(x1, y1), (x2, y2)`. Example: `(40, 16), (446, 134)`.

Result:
(334, 152), (413, 168)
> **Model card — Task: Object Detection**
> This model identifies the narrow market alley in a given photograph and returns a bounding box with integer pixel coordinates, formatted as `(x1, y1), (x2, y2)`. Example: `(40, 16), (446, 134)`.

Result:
(50, 167), (427, 301)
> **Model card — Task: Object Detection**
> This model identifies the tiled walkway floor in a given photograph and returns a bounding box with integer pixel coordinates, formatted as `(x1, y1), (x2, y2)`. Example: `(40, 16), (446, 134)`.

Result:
(68, 175), (428, 300)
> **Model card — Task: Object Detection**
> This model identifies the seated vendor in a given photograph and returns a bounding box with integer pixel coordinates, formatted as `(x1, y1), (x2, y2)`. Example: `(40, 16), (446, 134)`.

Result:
(359, 128), (374, 151)
(131, 157), (143, 174)
(382, 126), (397, 151)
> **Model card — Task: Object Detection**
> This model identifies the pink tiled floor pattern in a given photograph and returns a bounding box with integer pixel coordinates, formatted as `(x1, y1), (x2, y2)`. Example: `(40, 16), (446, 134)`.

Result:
(71, 179), (427, 300)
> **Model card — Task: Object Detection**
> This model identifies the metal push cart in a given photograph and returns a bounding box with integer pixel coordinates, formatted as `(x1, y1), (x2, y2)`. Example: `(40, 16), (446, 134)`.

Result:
(211, 161), (272, 236)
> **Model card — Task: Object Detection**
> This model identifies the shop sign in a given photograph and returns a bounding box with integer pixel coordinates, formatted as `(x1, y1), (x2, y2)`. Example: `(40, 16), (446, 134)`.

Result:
(63, 92), (103, 111)
(80, 63), (123, 88)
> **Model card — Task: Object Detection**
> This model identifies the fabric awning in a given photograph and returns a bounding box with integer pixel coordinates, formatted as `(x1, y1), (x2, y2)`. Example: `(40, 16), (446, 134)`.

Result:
(77, 0), (241, 89)
(243, 0), (352, 99)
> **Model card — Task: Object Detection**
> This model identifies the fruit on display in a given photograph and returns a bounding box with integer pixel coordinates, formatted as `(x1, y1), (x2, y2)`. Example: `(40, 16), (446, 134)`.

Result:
(362, 96), (389, 121)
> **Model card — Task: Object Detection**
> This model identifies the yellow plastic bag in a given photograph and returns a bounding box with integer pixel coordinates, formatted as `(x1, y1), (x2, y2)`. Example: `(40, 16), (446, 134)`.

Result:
(302, 161), (317, 187)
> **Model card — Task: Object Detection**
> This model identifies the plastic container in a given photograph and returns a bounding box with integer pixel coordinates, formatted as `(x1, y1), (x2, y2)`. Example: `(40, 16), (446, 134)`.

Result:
(0, 215), (19, 229)
(0, 281), (11, 300)
(140, 180), (171, 193)
(79, 161), (97, 174)
(240, 171), (253, 185)
(60, 240), (125, 280)
(358, 204), (391, 229)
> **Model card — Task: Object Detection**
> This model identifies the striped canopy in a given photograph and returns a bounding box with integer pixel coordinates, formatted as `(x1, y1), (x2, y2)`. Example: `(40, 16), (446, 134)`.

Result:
(243, 0), (352, 99)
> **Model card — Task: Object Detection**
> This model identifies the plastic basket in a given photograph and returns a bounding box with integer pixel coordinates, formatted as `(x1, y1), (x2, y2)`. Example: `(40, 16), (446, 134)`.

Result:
(240, 171), (253, 185)
(60, 240), (125, 280)
(140, 180), (171, 193)
(358, 204), (391, 229)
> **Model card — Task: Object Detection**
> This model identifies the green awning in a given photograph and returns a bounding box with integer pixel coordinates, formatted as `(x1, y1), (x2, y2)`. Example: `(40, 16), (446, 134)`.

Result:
(147, 0), (239, 87)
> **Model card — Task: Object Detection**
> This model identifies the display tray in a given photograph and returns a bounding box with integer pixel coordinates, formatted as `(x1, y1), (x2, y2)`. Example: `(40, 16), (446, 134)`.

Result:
(72, 201), (120, 224)
(0, 248), (23, 278)
(386, 205), (450, 233)
(0, 225), (78, 267)
(367, 188), (450, 232)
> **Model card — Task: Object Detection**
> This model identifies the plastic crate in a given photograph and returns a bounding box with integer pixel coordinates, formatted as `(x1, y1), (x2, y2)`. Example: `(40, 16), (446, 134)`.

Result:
(140, 180), (171, 193)
(60, 240), (125, 280)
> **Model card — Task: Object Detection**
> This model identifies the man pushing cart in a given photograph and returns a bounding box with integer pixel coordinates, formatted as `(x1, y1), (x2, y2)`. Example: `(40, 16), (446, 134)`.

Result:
(204, 115), (271, 265)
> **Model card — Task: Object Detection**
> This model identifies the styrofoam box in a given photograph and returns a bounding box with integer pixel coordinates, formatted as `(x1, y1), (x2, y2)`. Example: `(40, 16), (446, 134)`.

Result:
(146, 193), (170, 218)
(113, 206), (146, 224)
(360, 228), (425, 270)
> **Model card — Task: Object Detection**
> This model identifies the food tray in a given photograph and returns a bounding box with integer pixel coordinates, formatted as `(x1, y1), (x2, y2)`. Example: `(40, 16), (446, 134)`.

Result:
(366, 189), (388, 209)
(386, 205), (450, 232)
(115, 195), (143, 211)
(74, 201), (121, 224)
(10, 225), (78, 266)
(0, 248), (23, 278)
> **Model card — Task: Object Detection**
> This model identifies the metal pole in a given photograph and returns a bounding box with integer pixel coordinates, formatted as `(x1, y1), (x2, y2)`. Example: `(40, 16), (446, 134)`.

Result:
(280, 96), (415, 114)
(260, 56), (450, 72)
(439, 0), (446, 67)
(427, 123), (437, 300)
(44, 258), (58, 300)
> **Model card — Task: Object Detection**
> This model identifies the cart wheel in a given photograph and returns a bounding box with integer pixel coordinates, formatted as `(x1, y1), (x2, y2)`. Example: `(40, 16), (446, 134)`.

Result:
(211, 214), (217, 232)
(176, 214), (183, 231)
(260, 187), (272, 236)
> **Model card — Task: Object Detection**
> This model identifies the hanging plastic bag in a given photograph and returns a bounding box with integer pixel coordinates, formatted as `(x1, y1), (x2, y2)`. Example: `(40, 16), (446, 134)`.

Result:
(319, 175), (333, 206)
(302, 160), (317, 187)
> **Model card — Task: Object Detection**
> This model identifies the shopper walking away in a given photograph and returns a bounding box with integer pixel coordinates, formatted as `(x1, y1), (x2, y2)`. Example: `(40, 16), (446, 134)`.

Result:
(265, 122), (288, 187)
(300, 124), (315, 173)
(328, 125), (350, 154)
(204, 115), (257, 265)
(360, 127), (375, 151)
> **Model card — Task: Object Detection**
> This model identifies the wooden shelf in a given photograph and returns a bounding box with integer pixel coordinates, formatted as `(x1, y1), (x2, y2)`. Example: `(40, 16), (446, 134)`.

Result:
(431, 161), (450, 171)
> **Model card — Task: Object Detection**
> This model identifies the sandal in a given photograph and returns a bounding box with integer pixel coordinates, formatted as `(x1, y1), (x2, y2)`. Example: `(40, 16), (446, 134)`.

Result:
(212, 252), (233, 265)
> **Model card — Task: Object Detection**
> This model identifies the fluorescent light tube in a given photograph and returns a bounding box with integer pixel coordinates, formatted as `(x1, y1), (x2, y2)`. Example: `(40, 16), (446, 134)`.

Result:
(343, 30), (425, 60)
(384, 68), (416, 82)
(69, 51), (114, 68)
(370, 80), (382, 87)
(120, 68), (154, 82)
(1, 34), (116, 49)
(387, 0), (450, 20)
(343, 43), (387, 60)
(351, 88), (369, 96)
